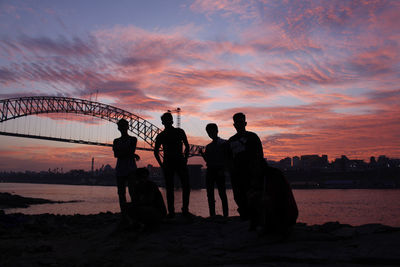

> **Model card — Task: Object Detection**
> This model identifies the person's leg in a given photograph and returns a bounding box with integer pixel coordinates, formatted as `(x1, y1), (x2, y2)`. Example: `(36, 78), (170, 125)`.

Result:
(205, 168), (216, 217)
(247, 189), (263, 231)
(230, 171), (245, 218)
(230, 172), (241, 213)
(231, 169), (249, 220)
(176, 159), (190, 214)
(239, 174), (250, 219)
(215, 169), (228, 217)
(163, 165), (175, 216)
(127, 172), (135, 202)
(116, 175), (127, 213)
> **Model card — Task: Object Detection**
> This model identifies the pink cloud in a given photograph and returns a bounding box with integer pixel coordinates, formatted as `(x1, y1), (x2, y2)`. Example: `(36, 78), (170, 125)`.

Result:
(349, 46), (399, 77)
(190, 0), (258, 20)
(2, 17), (395, 113)
(1, 1), (399, 171)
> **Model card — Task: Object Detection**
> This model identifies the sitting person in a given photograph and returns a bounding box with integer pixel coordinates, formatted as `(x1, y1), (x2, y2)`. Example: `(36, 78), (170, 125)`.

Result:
(126, 167), (167, 228)
(248, 160), (298, 235)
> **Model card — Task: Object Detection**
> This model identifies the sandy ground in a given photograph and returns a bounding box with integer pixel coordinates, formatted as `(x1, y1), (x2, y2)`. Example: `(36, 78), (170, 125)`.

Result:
(1, 210), (400, 267)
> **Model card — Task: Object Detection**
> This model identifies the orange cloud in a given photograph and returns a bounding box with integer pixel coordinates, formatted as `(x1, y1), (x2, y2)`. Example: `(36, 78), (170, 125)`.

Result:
(0, 142), (115, 171)
(210, 104), (400, 161)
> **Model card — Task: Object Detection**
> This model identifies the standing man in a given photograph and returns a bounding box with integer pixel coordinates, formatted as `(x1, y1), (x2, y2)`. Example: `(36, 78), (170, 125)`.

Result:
(154, 112), (191, 218)
(113, 118), (140, 218)
(200, 123), (229, 217)
(228, 112), (264, 220)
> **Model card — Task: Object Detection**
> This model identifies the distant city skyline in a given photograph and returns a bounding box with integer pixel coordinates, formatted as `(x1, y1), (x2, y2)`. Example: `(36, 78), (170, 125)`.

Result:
(1, 0), (399, 171)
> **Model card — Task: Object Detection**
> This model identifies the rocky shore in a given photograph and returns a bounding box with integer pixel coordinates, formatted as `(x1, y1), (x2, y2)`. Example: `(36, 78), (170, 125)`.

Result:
(1, 193), (400, 266)
(1, 211), (399, 266)
(0, 192), (80, 209)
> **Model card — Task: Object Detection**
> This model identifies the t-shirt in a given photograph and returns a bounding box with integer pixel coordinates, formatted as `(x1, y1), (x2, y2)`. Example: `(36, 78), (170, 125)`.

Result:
(113, 135), (137, 176)
(204, 137), (227, 168)
(228, 131), (264, 169)
(155, 127), (187, 161)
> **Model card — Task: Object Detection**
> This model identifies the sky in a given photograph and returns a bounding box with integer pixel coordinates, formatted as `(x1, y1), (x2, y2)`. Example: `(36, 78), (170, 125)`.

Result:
(0, 0), (399, 171)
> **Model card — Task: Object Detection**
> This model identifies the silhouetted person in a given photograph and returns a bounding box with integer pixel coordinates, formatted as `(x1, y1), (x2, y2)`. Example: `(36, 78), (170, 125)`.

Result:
(228, 112), (264, 221)
(200, 123), (229, 217)
(126, 167), (167, 228)
(248, 161), (298, 235)
(113, 118), (140, 218)
(154, 112), (191, 218)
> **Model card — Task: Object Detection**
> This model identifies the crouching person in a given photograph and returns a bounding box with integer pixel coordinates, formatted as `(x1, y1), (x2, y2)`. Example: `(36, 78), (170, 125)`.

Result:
(249, 161), (298, 236)
(126, 167), (167, 229)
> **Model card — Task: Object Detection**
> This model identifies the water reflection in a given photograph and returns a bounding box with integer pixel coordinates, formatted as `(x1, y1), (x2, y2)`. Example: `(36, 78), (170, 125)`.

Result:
(2, 183), (400, 226)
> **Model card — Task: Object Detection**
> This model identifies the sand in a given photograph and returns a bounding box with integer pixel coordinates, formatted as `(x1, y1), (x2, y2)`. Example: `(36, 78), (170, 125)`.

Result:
(1, 192), (400, 266)
(1, 211), (400, 266)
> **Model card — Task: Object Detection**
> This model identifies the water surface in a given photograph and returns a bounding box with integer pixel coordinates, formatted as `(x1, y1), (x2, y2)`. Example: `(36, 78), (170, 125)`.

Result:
(2, 183), (400, 226)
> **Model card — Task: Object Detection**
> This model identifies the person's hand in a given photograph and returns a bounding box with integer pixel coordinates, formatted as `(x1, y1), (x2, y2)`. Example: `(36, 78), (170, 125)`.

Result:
(134, 154), (140, 161)
(160, 162), (165, 170)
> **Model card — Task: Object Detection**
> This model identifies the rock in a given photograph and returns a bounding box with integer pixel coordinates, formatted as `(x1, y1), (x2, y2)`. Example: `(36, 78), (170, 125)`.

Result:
(333, 226), (357, 238)
(0, 192), (81, 209)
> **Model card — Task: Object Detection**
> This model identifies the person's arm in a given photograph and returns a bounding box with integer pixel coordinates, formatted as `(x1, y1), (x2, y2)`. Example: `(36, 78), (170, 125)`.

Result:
(131, 136), (137, 153)
(112, 139), (119, 158)
(221, 140), (230, 169)
(249, 133), (265, 177)
(225, 138), (234, 171)
(199, 146), (207, 162)
(181, 129), (190, 161)
(131, 137), (140, 161)
(154, 135), (163, 167)
(255, 134), (264, 162)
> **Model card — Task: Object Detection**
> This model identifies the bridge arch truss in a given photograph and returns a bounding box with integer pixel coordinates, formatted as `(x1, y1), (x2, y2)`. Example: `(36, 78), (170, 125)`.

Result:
(0, 96), (203, 155)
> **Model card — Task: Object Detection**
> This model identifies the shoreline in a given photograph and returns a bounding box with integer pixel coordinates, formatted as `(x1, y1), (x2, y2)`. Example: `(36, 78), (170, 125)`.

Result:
(0, 192), (81, 209)
(1, 212), (400, 266)
(1, 193), (400, 266)
(2, 181), (400, 190)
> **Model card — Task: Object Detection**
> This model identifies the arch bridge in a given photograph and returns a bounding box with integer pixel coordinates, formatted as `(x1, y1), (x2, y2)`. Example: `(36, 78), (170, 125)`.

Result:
(0, 96), (203, 156)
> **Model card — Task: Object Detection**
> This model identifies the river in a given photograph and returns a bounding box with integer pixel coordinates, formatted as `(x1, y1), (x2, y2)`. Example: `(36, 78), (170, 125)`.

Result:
(1, 183), (400, 226)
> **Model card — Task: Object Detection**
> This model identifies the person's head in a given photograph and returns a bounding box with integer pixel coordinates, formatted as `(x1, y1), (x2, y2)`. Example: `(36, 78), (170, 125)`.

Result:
(205, 123), (218, 140)
(233, 112), (247, 133)
(161, 112), (173, 128)
(117, 118), (129, 133)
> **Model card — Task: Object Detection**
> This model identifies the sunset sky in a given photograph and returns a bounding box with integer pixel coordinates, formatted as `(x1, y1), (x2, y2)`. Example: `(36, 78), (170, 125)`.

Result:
(0, 0), (399, 171)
